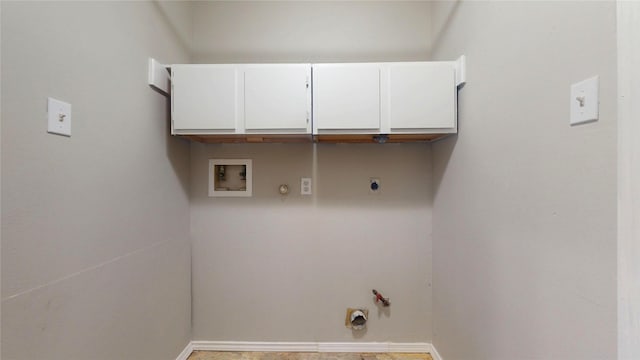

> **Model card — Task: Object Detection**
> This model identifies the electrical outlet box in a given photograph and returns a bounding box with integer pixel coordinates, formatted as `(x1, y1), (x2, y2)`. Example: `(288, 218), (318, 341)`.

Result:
(301, 177), (312, 195)
(369, 178), (381, 194)
(47, 97), (71, 136)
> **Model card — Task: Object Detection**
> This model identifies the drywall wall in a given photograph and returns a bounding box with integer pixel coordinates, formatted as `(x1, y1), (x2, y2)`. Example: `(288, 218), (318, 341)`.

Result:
(617, 1), (640, 358)
(155, 0), (193, 54)
(0, 3), (3, 355)
(1, 2), (191, 359)
(430, 2), (617, 359)
(191, 1), (431, 63)
(191, 143), (433, 341)
(189, 1), (435, 342)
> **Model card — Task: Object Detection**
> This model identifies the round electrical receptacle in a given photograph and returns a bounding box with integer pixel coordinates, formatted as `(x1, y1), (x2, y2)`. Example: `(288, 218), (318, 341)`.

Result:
(369, 178), (381, 192)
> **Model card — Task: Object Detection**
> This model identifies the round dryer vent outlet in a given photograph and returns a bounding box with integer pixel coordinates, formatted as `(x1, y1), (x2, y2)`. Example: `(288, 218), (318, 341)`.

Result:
(345, 308), (369, 331)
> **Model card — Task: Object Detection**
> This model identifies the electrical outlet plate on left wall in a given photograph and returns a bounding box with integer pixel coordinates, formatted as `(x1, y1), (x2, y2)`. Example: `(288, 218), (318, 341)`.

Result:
(570, 76), (599, 125)
(47, 97), (71, 137)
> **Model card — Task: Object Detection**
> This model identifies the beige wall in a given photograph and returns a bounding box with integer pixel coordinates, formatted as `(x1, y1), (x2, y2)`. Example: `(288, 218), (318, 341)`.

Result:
(430, 2), (617, 359)
(189, 1), (435, 342)
(3, 2), (621, 356)
(191, 1), (431, 63)
(1, 2), (192, 359)
(191, 143), (433, 341)
(1, 2), (3, 355)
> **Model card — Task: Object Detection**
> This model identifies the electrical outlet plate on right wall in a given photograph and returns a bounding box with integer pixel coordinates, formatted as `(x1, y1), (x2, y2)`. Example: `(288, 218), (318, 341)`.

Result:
(570, 76), (599, 125)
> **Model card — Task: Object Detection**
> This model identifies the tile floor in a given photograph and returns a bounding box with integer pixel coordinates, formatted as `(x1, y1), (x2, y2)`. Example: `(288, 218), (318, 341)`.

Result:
(187, 352), (433, 360)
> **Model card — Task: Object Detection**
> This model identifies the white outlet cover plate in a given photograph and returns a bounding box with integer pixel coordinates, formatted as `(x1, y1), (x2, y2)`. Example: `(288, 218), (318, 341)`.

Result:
(301, 177), (312, 195)
(48, 97), (72, 136)
(570, 76), (599, 125)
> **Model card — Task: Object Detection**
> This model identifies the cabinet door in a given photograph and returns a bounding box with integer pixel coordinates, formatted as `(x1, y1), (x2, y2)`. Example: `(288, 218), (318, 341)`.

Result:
(389, 62), (456, 130)
(172, 65), (238, 131)
(313, 64), (381, 130)
(244, 65), (311, 131)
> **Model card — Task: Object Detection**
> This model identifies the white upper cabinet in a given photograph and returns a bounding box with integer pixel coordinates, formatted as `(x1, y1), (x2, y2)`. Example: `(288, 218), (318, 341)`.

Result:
(244, 64), (311, 132)
(313, 64), (381, 132)
(312, 62), (457, 135)
(171, 65), (238, 132)
(388, 62), (456, 131)
(170, 59), (461, 138)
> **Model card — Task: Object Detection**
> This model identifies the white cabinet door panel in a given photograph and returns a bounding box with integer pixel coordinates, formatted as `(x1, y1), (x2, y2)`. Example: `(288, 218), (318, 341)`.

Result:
(389, 62), (456, 130)
(244, 65), (310, 131)
(313, 64), (381, 130)
(172, 65), (237, 131)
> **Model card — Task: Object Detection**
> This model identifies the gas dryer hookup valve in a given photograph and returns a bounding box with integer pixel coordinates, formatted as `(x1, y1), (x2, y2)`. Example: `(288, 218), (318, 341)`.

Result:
(372, 289), (390, 307)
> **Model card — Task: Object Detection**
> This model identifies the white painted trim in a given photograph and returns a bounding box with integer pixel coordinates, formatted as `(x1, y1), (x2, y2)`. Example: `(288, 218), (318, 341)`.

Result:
(178, 341), (440, 359)
(426, 343), (443, 360)
(388, 343), (432, 353)
(148, 58), (170, 96)
(318, 343), (389, 353)
(617, 1), (640, 359)
(192, 341), (317, 352)
(454, 55), (466, 87)
(175, 342), (194, 360)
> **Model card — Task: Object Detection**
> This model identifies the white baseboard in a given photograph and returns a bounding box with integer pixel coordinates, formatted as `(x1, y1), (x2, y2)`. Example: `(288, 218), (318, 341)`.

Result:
(192, 341), (317, 352)
(317, 342), (391, 353)
(175, 341), (194, 360)
(177, 341), (442, 360)
(425, 343), (443, 360)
